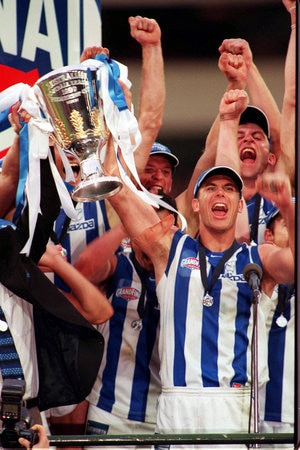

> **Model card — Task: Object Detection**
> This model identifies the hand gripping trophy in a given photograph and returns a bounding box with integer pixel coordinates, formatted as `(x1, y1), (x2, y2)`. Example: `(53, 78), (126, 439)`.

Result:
(34, 55), (138, 202)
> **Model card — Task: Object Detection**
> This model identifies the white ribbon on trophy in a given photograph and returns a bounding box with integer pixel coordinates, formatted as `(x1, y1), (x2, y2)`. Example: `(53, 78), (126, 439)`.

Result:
(0, 83), (77, 255)
(82, 55), (186, 227)
(83, 56), (158, 206)
(19, 85), (77, 255)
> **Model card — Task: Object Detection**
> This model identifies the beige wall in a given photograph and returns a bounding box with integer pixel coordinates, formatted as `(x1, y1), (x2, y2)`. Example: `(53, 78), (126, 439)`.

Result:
(128, 57), (285, 138)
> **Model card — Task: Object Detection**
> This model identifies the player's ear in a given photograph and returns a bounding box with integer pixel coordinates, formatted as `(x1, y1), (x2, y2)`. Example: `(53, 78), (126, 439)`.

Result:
(192, 198), (200, 213)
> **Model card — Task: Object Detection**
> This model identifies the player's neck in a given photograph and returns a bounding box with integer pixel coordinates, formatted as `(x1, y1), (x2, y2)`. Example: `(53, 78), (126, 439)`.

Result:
(242, 179), (257, 201)
(199, 229), (236, 253)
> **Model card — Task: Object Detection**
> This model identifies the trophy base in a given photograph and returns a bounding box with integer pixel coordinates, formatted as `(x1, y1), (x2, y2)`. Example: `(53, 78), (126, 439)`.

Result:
(72, 176), (122, 202)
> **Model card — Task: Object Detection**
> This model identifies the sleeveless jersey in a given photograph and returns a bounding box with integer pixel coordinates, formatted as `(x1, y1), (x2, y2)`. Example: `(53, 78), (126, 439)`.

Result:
(156, 230), (269, 389)
(261, 287), (295, 425)
(87, 252), (161, 424)
(246, 194), (274, 244)
(51, 200), (110, 290)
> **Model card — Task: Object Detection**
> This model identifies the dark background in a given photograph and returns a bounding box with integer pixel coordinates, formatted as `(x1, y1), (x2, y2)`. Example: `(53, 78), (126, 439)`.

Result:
(100, 1), (291, 196)
(102, 3), (289, 59)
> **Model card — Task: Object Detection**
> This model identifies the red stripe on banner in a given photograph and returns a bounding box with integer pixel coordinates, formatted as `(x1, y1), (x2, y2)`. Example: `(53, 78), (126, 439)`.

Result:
(0, 65), (40, 91)
(0, 66), (40, 154)
(0, 148), (9, 159)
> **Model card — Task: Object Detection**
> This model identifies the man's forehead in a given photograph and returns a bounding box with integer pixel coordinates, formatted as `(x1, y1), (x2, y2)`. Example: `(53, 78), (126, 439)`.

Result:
(146, 155), (173, 169)
(238, 122), (267, 136)
(202, 174), (238, 185)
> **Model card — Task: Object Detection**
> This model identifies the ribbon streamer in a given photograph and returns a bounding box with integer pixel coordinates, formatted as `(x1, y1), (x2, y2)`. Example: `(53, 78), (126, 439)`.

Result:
(86, 55), (187, 229)
(85, 56), (159, 206)
(20, 117), (77, 255)
(0, 85), (78, 255)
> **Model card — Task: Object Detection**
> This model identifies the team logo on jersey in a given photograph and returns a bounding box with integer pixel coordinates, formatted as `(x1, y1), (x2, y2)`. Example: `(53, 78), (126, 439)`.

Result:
(120, 237), (132, 252)
(116, 287), (140, 301)
(180, 257), (199, 270)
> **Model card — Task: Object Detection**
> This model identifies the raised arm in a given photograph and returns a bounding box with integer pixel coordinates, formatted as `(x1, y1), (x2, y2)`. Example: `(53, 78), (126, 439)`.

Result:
(103, 130), (174, 279)
(0, 102), (39, 222)
(206, 38), (281, 162)
(216, 89), (248, 170)
(205, 39), (248, 153)
(0, 102), (24, 219)
(75, 224), (127, 284)
(80, 16), (164, 175)
(279, 0), (296, 191)
(257, 171), (294, 283)
(217, 89), (251, 243)
(176, 90), (248, 238)
(227, 39), (281, 160)
(175, 39), (248, 237)
(39, 244), (113, 324)
(128, 16), (165, 173)
(0, 135), (20, 219)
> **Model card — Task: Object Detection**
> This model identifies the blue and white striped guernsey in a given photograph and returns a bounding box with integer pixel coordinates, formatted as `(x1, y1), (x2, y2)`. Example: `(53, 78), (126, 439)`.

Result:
(52, 200), (110, 290)
(246, 194), (274, 244)
(87, 252), (160, 424)
(261, 286), (295, 426)
(156, 229), (269, 390)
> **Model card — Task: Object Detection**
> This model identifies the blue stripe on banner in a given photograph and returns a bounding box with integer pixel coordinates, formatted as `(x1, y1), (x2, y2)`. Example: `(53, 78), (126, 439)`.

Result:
(80, 0), (84, 52)
(0, 107), (11, 132)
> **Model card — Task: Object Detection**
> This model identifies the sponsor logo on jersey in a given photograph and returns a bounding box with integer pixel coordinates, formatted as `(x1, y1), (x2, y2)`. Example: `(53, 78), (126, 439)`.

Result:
(220, 273), (245, 282)
(68, 219), (95, 231)
(116, 287), (140, 301)
(180, 257), (199, 270)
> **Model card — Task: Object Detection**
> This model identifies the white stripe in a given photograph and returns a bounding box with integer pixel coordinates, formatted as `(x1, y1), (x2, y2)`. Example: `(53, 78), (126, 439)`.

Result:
(0, 128), (14, 151)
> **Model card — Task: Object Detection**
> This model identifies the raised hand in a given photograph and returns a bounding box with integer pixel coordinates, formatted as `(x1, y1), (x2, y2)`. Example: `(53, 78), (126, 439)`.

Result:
(129, 16), (161, 46)
(219, 89), (249, 120)
(80, 45), (109, 62)
(218, 38), (253, 88)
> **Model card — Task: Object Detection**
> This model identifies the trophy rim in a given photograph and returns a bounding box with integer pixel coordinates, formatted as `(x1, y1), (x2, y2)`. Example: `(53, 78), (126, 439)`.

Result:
(36, 61), (101, 84)
(72, 176), (122, 202)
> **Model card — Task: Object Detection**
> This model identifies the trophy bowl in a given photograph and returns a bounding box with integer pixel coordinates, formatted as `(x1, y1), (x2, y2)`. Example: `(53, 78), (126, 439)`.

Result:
(34, 64), (122, 202)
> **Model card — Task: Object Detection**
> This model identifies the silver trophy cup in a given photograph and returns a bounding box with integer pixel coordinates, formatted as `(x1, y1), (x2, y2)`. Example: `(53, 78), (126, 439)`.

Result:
(34, 64), (122, 202)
